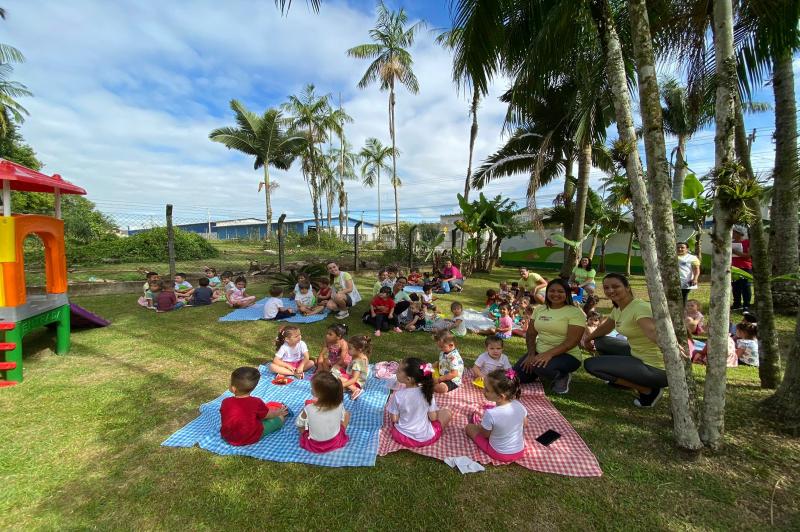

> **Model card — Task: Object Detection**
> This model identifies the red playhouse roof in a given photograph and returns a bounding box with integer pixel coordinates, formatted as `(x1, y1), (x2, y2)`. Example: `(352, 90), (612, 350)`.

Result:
(0, 158), (86, 195)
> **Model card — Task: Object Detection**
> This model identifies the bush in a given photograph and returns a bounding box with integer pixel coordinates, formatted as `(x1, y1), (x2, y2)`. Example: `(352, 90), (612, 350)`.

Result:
(68, 227), (219, 265)
(297, 231), (350, 252)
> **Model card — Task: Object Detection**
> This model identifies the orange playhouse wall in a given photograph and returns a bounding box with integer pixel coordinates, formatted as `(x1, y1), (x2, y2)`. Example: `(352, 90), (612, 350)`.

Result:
(0, 215), (67, 307)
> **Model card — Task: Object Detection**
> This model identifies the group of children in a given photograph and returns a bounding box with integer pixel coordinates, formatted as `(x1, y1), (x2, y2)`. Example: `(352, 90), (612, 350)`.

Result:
(686, 300), (760, 367)
(138, 267), (257, 312)
(220, 324), (528, 461)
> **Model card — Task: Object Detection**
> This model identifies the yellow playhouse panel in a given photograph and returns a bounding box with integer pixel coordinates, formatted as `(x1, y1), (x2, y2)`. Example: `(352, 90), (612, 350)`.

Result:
(0, 216), (15, 263)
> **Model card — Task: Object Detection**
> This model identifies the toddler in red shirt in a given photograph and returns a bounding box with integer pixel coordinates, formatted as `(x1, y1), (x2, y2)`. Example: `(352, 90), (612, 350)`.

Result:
(368, 286), (396, 336)
(220, 367), (288, 446)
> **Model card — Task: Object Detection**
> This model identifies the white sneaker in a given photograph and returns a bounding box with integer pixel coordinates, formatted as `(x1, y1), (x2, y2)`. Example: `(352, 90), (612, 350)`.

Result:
(336, 310), (349, 319)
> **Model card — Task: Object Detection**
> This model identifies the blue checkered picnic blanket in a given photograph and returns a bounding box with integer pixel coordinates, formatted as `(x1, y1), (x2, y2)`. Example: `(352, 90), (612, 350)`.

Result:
(162, 365), (390, 467)
(218, 298), (330, 323)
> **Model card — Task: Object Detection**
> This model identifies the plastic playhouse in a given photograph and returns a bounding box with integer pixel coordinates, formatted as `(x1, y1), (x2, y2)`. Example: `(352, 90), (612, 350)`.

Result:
(0, 159), (109, 387)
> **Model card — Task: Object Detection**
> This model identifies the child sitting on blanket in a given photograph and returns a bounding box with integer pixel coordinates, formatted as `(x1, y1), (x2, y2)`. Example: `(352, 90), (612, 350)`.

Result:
(316, 277), (334, 305)
(512, 304), (534, 338)
(388, 357), (453, 448)
(684, 299), (705, 336)
(407, 267), (423, 286)
(473, 337), (512, 382)
(421, 284), (437, 312)
(297, 371), (350, 453)
(263, 285), (296, 319)
(435, 301), (466, 337)
(477, 304), (514, 339)
(271, 325), (314, 378)
(228, 276), (257, 308)
(220, 366), (288, 446)
(317, 323), (350, 373)
(465, 369), (527, 462)
(295, 280), (325, 316)
(433, 330), (464, 394)
(735, 322), (759, 367)
(335, 335), (371, 401)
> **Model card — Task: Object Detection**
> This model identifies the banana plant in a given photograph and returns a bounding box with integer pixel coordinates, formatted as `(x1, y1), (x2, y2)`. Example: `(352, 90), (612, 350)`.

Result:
(672, 173), (713, 258)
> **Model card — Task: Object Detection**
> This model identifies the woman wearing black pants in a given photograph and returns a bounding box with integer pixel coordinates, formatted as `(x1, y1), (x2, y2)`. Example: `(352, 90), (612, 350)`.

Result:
(513, 278), (585, 395)
(583, 273), (666, 408)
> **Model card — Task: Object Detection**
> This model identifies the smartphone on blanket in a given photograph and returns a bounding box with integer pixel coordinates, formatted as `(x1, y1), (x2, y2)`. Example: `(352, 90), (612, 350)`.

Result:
(536, 429), (561, 446)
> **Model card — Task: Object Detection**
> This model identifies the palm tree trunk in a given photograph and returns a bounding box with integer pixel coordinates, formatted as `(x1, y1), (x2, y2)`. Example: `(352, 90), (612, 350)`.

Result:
(465, 87), (479, 201)
(561, 157), (576, 263)
(588, 233), (598, 260)
(599, 240), (607, 272)
(389, 82), (400, 249)
(562, 141), (591, 277)
(769, 48), (799, 314)
(625, 231), (634, 276)
(672, 135), (688, 201)
(629, 0), (691, 354)
(263, 166), (273, 239)
(694, 223), (702, 258)
(700, 0), (737, 449)
(307, 146), (322, 243)
(377, 168), (382, 244)
(764, 307), (800, 431)
(592, 0), (702, 450)
(734, 98), (781, 389)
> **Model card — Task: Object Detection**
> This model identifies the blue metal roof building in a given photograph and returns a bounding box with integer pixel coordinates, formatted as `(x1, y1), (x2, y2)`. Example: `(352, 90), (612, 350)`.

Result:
(127, 217), (376, 240)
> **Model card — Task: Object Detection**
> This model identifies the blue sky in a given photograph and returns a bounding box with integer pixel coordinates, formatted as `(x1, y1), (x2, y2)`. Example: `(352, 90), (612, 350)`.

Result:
(2, 0), (794, 227)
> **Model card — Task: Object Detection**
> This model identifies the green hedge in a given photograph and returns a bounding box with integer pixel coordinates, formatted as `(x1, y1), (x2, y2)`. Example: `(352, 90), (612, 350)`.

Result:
(68, 227), (219, 265)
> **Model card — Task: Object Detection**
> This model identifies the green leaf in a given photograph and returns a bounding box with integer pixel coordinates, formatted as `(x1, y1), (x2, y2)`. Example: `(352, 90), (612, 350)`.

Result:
(770, 271), (800, 282)
(682, 174), (704, 200)
(549, 233), (581, 250)
(731, 266), (753, 281)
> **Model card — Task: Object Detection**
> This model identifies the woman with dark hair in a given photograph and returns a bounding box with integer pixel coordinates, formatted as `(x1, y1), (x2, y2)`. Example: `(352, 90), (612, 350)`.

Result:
(512, 278), (585, 395)
(583, 273), (667, 408)
(569, 257), (597, 296)
(325, 261), (362, 320)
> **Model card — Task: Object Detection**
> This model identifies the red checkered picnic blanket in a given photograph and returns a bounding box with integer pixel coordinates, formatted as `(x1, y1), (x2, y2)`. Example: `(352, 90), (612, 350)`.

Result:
(377, 371), (603, 477)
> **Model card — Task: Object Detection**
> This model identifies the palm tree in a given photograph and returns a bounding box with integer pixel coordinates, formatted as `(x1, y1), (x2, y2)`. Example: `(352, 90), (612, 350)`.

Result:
(329, 139), (360, 237)
(209, 102), (297, 238)
(274, 0), (319, 13)
(347, 1), (425, 247)
(359, 137), (395, 243)
(282, 84), (343, 239)
(660, 77), (714, 200)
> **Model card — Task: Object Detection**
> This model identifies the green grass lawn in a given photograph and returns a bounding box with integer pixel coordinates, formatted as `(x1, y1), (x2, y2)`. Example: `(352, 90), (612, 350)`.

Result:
(2, 267), (799, 530)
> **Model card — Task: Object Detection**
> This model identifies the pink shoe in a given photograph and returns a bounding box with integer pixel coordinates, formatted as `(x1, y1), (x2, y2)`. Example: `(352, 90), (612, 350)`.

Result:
(393, 327), (402, 333)
(374, 330), (381, 337)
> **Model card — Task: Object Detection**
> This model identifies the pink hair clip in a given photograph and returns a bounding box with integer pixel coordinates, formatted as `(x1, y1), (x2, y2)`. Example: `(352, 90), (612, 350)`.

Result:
(420, 363), (433, 376)
(505, 369), (517, 380)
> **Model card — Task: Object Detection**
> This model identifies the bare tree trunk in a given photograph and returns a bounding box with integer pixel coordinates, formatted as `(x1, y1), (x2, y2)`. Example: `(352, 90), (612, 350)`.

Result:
(593, 0), (702, 450)
(628, 0), (691, 368)
(263, 166), (273, 239)
(735, 99), (781, 389)
(764, 307), (800, 433)
(308, 146), (322, 243)
(694, 223), (702, 258)
(464, 87), (479, 201)
(562, 141), (591, 277)
(588, 233), (598, 260)
(701, 0), (737, 449)
(561, 161), (576, 264)
(769, 48), (799, 313)
(377, 168), (382, 245)
(599, 240), (607, 272)
(672, 135), (688, 201)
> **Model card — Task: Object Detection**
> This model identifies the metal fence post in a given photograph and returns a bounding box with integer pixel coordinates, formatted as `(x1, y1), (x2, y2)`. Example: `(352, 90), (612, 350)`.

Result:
(354, 221), (362, 273)
(451, 228), (457, 250)
(166, 204), (176, 279)
(408, 224), (417, 270)
(278, 213), (286, 273)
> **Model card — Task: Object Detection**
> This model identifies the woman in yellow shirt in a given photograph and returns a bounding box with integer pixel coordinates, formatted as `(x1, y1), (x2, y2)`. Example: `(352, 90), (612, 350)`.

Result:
(583, 273), (667, 408)
(513, 278), (585, 394)
(517, 267), (548, 304)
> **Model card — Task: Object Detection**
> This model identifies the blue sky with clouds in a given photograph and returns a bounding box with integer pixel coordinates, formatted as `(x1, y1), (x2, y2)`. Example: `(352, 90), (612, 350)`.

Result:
(2, 0), (794, 227)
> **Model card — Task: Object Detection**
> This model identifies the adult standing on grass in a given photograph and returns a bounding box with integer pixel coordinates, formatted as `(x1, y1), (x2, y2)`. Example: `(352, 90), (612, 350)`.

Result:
(326, 261), (361, 320)
(569, 257), (597, 296)
(513, 278), (585, 394)
(518, 266), (548, 304)
(440, 259), (464, 293)
(676, 242), (701, 305)
(583, 273), (666, 408)
(731, 225), (752, 311)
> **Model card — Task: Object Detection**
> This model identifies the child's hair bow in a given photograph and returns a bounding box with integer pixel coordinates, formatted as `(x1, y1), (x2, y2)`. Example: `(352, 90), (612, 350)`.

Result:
(420, 363), (433, 376)
(505, 369), (517, 380)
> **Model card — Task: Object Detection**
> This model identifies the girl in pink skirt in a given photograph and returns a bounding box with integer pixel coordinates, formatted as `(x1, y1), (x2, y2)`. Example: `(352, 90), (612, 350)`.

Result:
(388, 357), (452, 447)
(465, 369), (528, 462)
(297, 372), (350, 453)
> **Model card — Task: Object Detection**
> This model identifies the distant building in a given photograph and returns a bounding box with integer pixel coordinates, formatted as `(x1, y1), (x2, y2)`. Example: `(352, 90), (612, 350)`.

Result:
(126, 216), (378, 241)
